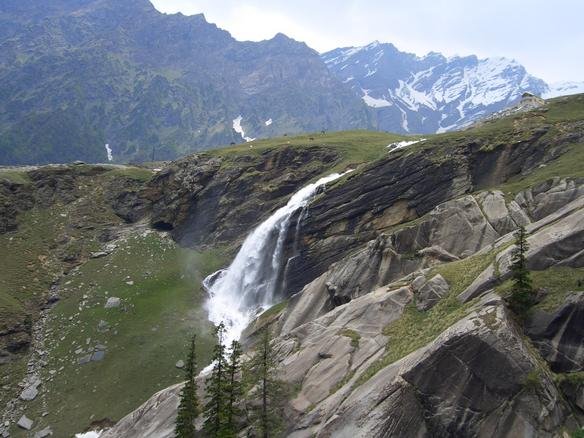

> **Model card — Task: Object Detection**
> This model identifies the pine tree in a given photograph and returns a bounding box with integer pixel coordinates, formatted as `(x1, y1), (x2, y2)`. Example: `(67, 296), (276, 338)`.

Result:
(247, 326), (284, 438)
(203, 322), (229, 437)
(224, 340), (243, 437)
(508, 226), (534, 315)
(175, 334), (199, 438)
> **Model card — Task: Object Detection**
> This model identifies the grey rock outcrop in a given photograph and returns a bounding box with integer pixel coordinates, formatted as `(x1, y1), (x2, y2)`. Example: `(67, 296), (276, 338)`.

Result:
(413, 274), (450, 311)
(286, 297), (574, 437)
(516, 177), (584, 221)
(526, 293), (584, 373)
(459, 197), (584, 303)
(100, 383), (182, 438)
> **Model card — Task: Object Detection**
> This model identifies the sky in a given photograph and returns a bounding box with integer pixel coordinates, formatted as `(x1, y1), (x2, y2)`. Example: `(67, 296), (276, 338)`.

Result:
(149, 0), (583, 83)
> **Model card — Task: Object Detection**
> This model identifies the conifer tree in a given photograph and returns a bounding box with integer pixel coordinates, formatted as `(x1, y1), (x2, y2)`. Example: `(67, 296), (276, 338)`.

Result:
(203, 322), (229, 437)
(508, 226), (534, 315)
(248, 326), (284, 438)
(175, 334), (199, 438)
(224, 340), (243, 437)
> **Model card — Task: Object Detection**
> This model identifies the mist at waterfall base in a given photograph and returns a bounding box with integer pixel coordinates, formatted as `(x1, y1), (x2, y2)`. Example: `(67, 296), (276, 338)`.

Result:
(203, 172), (348, 346)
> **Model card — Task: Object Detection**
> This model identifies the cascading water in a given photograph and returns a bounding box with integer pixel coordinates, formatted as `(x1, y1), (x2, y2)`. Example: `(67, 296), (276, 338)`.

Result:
(203, 172), (348, 345)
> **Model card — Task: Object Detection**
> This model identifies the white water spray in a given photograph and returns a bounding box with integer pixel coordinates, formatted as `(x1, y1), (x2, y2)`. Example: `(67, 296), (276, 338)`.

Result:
(204, 172), (348, 345)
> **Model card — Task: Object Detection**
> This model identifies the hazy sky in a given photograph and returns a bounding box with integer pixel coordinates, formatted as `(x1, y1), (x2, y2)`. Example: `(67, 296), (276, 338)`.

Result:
(150, 0), (583, 83)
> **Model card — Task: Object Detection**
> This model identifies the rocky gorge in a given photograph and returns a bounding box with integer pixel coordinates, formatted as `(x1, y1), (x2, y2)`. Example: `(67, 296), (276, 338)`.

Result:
(1, 94), (584, 436)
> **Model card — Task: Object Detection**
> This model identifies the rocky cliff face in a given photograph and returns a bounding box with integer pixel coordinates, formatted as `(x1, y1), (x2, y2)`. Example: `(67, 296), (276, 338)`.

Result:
(97, 96), (584, 437)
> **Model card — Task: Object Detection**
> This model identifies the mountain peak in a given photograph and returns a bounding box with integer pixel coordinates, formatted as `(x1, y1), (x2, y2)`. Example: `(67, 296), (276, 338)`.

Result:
(322, 41), (549, 134)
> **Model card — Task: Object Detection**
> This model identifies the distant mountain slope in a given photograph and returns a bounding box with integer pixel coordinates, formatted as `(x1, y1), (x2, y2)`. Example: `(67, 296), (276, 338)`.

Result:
(0, 0), (371, 165)
(544, 81), (584, 98)
(322, 42), (552, 134)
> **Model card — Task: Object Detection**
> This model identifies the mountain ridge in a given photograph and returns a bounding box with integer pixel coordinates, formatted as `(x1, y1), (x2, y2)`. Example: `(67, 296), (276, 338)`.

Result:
(322, 41), (558, 134)
(1, 1), (583, 166)
(0, 0), (371, 165)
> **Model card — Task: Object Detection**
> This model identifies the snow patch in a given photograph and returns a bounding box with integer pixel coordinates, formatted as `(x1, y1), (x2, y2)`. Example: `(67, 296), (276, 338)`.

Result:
(232, 116), (255, 142)
(75, 431), (102, 438)
(361, 89), (392, 108)
(387, 139), (425, 153)
(104, 144), (113, 162)
(365, 68), (377, 78)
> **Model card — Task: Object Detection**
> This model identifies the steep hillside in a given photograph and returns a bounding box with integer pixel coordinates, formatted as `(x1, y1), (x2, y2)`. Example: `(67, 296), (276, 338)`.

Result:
(2, 95), (584, 437)
(322, 41), (551, 134)
(102, 94), (584, 437)
(0, 131), (402, 437)
(0, 0), (371, 165)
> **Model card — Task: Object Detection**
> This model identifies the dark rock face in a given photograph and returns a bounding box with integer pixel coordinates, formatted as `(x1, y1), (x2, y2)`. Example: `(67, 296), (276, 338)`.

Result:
(285, 151), (468, 294)
(526, 294), (584, 373)
(0, 323), (31, 364)
(0, 179), (34, 233)
(147, 146), (339, 247)
(285, 129), (571, 296)
(0, 165), (149, 234)
(108, 181), (150, 224)
(401, 333), (527, 436)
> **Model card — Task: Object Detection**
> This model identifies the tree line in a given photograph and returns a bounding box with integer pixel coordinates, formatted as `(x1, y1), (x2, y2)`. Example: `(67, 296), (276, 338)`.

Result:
(175, 323), (284, 437)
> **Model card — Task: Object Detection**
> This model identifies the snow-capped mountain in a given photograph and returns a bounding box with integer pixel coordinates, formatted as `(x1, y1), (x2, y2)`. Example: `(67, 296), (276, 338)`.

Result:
(544, 81), (584, 98)
(322, 42), (552, 134)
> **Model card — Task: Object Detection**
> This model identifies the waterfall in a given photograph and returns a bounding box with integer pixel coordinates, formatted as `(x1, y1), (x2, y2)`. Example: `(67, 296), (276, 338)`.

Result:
(203, 172), (347, 345)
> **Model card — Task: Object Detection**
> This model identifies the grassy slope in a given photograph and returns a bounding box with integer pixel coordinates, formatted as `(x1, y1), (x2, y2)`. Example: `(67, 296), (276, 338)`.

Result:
(496, 267), (584, 312)
(210, 130), (413, 172)
(11, 232), (223, 437)
(0, 165), (225, 437)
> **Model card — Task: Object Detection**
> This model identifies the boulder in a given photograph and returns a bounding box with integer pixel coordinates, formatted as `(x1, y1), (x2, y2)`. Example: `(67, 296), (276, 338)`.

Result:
(97, 320), (110, 332)
(34, 426), (53, 437)
(414, 274), (450, 311)
(104, 297), (121, 309)
(175, 360), (184, 369)
(91, 350), (105, 362)
(19, 384), (39, 401)
(475, 190), (530, 235)
(78, 354), (92, 365)
(17, 415), (33, 430)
